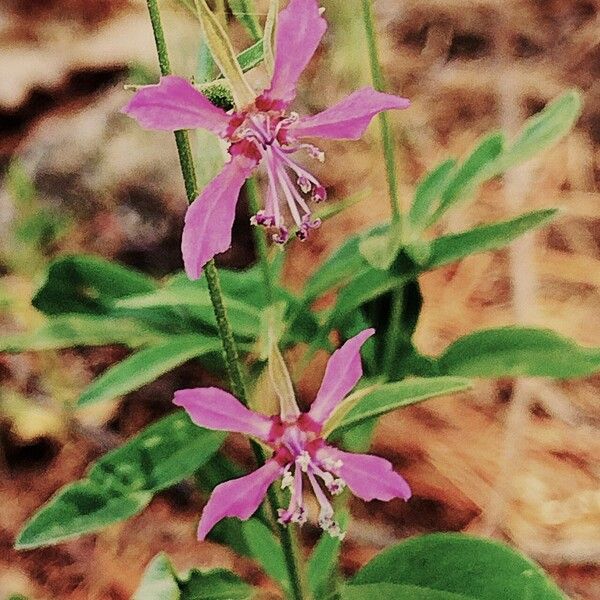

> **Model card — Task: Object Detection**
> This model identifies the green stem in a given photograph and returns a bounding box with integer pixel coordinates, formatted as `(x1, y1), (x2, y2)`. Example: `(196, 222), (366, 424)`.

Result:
(361, 0), (407, 379)
(246, 177), (275, 303)
(144, 2), (307, 598)
(360, 0), (401, 228)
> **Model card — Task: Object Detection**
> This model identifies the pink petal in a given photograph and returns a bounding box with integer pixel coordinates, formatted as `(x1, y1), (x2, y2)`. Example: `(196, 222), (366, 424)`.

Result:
(291, 87), (410, 140)
(182, 155), (256, 279)
(323, 448), (411, 502)
(308, 328), (375, 426)
(122, 75), (230, 134)
(173, 387), (273, 440)
(262, 0), (327, 106)
(198, 459), (283, 540)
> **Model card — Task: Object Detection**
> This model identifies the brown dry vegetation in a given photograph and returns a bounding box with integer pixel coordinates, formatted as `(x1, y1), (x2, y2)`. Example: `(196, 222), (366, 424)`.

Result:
(0, 0), (599, 599)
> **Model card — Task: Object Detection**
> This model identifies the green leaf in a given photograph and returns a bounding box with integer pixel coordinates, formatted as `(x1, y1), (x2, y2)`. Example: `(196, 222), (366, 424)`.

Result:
(180, 569), (254, 599)
(328, 268), (410, 328)
(437, 326), (600, 378)
(241, 519), (289, 589)
(325, 378), (471, 437)
(351, 533), (567, 600)
(15, 414), (224, 548)
(342, 584), (474, 600)
(0, 315), (160, 352)
(424, 209), (558, 269)
(115, 275), (261, 339)
(303, 228), (380, 302)
(409, 159), (457, 232)
(133, 553), (255, 600)
(307, 511), (348, 598)
(500, 89), (582, 170)
(33, 255), (156, 316)
(431, 133), (505, 223)
(15, 481), (152, 550)
(78, 335), (221, 406)
(133, 553), (181, 600)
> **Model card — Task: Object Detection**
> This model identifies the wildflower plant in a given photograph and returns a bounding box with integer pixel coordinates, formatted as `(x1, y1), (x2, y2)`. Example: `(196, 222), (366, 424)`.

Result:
(5, 0), (597, 599)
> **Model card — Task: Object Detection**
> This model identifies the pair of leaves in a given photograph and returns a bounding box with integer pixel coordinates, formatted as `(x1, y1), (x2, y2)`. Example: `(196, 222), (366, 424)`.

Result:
(409, 89), (582, 232)
(15, 413), (224, 549)
(347, 533), (566, 599)
(133, 553), (254, 600)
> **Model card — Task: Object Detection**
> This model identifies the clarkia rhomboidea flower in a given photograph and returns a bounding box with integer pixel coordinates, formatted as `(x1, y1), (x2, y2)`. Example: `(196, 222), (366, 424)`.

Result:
(122, 0), (410, 279)
(173, 328), (411, 540)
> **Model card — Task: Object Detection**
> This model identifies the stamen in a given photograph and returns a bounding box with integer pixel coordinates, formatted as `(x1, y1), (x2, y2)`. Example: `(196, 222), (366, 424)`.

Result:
(307, 471), (345, 538)
(297, 451), (311, 472)
(278, 464), (307, 526)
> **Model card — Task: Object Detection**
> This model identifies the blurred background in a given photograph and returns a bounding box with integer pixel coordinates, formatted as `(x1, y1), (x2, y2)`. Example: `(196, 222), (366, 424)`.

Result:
(0, 0), (599, 598)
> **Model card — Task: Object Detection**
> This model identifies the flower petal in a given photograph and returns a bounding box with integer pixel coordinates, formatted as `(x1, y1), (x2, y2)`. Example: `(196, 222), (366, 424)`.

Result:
(322, 448), (411, 502)
(122, 75), (230, 134)
(291, 87), (410, 140)
(308, 328), (375, 425)
(262, 0), (327, 106)
(198, 459), (283, 540)
(174, 386), (273, 440)
(182, 154), (256, 279)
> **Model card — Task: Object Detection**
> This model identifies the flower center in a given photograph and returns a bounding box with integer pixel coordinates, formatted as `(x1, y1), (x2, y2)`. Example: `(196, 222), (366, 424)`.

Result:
(226, 106), (327, 244)
(273, 421), (346, 539)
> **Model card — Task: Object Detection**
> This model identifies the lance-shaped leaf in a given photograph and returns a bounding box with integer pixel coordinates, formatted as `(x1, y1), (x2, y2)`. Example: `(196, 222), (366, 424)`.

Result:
(115, 278), (260, 338)
(15, 414), (225, 549)
(499, 89), (582, 171)
(408, 159), (457, 233)
(0, 315), (160, 352)
(437, 327), (600, 378)
(308, 511), (349, 598)
(133, 553), (255, 600)
(303, 224), (385, 302)
(351, 533), (567, 600)
(429, 133), (505, 224)
(422, 208), (558, 269)
(78, 335), (221, 406)
(324, 378), (471, 437)
(241, 519), (288, 590)
(194, 0), (255, 107)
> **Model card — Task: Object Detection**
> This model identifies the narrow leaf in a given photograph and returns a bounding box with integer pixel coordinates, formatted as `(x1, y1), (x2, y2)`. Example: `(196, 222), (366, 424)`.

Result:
(432, 133), (505, 222)
(262, 0), (278, 76)
(425, 209), (558, 269)
(78, 335), (221, 406)
(307, 511), (348, 597)
(437, 327), (600, 379)
(241, 519), (289, 589)
(0, 315), (160, 352)
(500, 89), (582, 170)
(180, 569), (254, 599)
(325, 378), (471, 437)
(409, 159), (457, 232)
(16, 414), (224, 549)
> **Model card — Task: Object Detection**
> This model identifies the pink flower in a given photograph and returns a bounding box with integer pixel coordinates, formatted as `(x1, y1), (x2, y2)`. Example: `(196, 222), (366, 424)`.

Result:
(173, 328), (411, 540)
(122, 0), (410, 279)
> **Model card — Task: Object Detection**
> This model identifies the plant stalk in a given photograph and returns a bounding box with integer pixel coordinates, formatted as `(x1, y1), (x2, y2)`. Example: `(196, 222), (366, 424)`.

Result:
(361, 0), (407, 379)
(360, 0), (402, 228)
(144, 1), (308, 597)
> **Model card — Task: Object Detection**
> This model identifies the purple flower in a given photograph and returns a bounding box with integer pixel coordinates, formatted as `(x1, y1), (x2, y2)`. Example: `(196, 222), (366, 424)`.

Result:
(122, 0), (410, 279)
(173, 328), (411, 540)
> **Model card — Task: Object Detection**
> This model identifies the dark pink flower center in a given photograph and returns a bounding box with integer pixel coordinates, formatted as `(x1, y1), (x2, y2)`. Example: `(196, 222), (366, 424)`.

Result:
(266, 412), (346, 538)
(224, 99), (327, 244)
